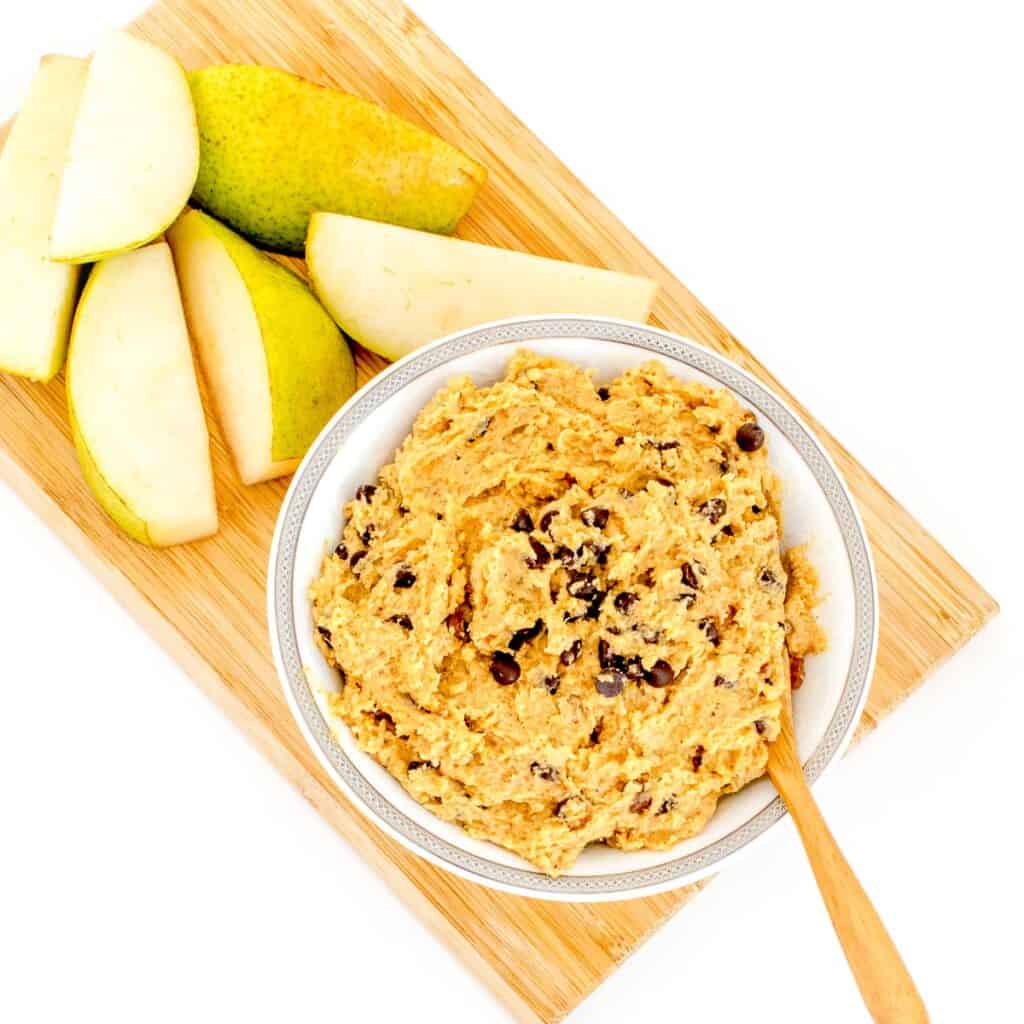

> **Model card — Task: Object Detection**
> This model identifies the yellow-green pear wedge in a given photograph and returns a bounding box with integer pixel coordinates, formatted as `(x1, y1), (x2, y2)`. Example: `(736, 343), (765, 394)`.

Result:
(188, 65), (487, 255)
(0, 56), (88, 380)
(167, 209), (355, 484)
(306, 214), (659, 360)
(67, 244), (217, 546)
(50, 31), (198, 264)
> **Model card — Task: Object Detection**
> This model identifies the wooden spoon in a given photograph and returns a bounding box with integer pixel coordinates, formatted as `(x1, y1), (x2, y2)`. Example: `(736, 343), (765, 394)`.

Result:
(767, 698), (929, 1023)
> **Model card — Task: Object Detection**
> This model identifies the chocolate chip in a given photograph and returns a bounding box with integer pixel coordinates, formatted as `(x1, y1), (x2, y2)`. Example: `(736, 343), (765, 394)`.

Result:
(525, 537), (551, 569)
(560, 639), (583, 666)
(718, 451), (731, 474)
(737, 422), (765, 452)
(531, 762), (559, 782)
(595, 670), (626, 697)
(790, 655), (806, 690)
(388, 614), (413, 631)
(511, 509), (534, 532)
(713, 674), (736, 689)
(645, 660), (675, 687)
(708, 424), (721, 435)
(581, 507), (609, 529)
(680, 562), (699, 590)
(394, 568), (417, 589)
(589, 720), (603, 744)
(398, 504), (410, 516)
(657, 796), (677, 815)
(759, 567), (778, 587)
(614, 591), (638, 614)
(349, 550), (367, 570)
(751, 504), (762, 515)
(563, 610), (586, 624)
(407, 760), (432, 771)
(554, 544), (575, 565)
(360, 524), (375, 545)
(490, 652), (521, 685)
(720, 524), (734, 537)
(691, 745), (705, 771)
(699, 618), (721, 646)
(509, 618), (544, 651)
(639, 568), (656, 588)
(653, 440), (680, 451)
(597, 387), (611, 401)
(698, 497), (727, 524)
(755, 719), (767, 735)
(543, 675), (561, 695)
(356, 484), (376, 503)
(334, 544), (349, 560)
(373, 710), (395, 728)
(567, 572), (599, 600)
(598, 638), (614, 669)
(630, 792), (653, 814)
(446, 603), (471, 643)
(539, 510), (559, 534)
(585, 591), (607, 620)
(316, 625), (333, 649)
(615, 436), (625, 446)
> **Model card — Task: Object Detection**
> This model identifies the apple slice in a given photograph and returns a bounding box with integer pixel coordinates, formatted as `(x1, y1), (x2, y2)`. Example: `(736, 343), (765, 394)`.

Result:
(306, 213), (659, 361)
(167, 209), (356, 484)
(50, 31), (198, 264)
(67, 243), (217, 546)
(0, 56), (88, 380)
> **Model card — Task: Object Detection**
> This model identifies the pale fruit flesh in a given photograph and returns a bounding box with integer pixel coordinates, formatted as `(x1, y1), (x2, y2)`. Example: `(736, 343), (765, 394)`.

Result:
(50, 31), (199, 264)
(0, 56), (88, 380)
(188, 65), (487, 255)
(306, 214), (659, 361)
(167, 209), (356, 485)
(67, 244), (217, 546)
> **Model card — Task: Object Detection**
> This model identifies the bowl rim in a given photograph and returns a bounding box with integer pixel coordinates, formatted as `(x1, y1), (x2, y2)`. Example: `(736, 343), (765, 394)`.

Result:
(268, 316), (878, 901)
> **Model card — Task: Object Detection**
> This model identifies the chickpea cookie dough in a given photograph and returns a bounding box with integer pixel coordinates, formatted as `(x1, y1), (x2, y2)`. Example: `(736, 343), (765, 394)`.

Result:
(311, 351), (825, 876)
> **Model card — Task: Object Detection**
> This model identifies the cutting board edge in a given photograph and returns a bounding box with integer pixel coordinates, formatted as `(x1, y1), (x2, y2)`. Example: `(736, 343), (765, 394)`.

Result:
(0, 444), (549, 1024)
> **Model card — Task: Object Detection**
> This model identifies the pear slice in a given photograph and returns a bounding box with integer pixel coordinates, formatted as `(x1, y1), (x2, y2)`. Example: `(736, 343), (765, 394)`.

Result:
(307, 214), (659, 361)
(50, 31), (198, 264)
(167, 209), (356, 484)
(67, 243), (217, 546)
(188, 65), (487, 255)
(0, 56), (88, 380)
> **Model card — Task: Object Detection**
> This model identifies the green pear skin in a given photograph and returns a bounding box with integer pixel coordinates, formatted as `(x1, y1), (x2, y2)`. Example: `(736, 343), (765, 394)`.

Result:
(188, 65), (487, 255)
(168, 209), (356, 484)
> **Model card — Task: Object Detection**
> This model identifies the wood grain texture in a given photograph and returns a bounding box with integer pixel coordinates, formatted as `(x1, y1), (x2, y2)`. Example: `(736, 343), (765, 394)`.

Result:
(0, 2), (997, 1021)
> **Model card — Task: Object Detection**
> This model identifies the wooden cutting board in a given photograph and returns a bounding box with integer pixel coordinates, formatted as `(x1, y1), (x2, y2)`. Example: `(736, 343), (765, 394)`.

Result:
(0, 1), (997, 1020)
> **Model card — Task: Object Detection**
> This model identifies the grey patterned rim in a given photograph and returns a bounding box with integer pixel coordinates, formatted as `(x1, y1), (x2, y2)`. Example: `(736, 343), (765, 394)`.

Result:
(269, 317), (877, 896)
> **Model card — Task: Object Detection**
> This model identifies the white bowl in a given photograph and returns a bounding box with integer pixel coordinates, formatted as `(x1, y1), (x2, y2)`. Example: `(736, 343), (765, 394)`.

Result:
(268, 317), (877, 901)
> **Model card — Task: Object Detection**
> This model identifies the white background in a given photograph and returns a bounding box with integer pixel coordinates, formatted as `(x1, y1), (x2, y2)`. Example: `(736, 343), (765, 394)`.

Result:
(1, 2), (1020, 1021)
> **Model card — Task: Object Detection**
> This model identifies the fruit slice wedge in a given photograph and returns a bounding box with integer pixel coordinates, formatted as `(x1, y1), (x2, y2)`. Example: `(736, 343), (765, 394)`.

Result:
(167, 209), (356, 484)
(0, 55), (88, 380)
(50, 31), (199, 264)
(306, 214), (659, 360)
(67, 243), (217, 546)
(188, 64), (487, 255)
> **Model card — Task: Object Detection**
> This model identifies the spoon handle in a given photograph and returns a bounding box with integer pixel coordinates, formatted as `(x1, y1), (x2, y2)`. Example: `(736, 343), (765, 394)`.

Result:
(768, 712), (929, 1023)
